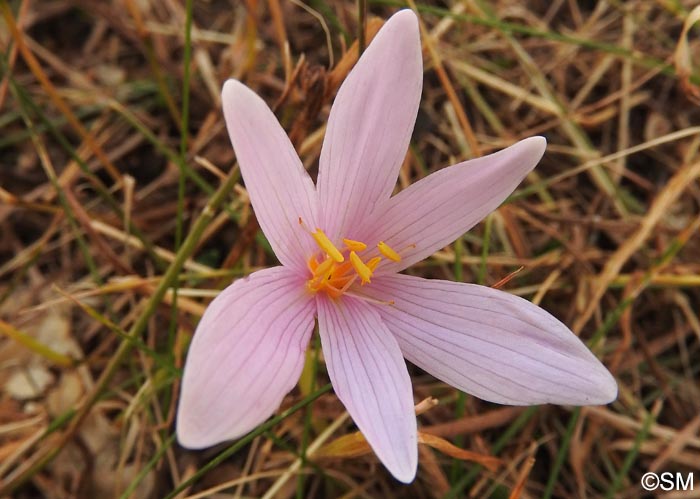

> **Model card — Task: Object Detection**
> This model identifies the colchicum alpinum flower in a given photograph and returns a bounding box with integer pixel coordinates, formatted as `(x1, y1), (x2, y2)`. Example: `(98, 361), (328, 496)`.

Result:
(177, 10), (617, 483)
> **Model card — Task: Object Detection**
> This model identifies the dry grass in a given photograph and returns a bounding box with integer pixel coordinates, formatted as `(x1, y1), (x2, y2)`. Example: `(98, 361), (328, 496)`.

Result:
(1, 1), (700, 498)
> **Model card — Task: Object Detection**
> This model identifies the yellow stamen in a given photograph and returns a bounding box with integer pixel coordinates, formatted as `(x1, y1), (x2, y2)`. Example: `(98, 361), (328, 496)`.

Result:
(303, 225), (406, 299)
(333, 260), (354, 277)
(312, 229), (344, 263)
(377, 241), (401, 262)
(349, 251), (372, 284)
(343, 238), (367, 252)
(324, 284), (344, 299)
(307, 256), (319, 273)
(337, 275), (358, 294)
(344, 291), (395, 306)
(316, 257), (334, 275)
(366, 256), (381, 272)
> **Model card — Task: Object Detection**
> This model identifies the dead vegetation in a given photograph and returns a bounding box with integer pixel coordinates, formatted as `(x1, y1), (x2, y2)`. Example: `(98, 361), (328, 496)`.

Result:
(1, 1), (700, 498)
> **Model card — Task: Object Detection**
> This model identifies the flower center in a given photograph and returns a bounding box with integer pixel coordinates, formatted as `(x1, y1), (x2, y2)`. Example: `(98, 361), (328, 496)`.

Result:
(301, 222), (401, 299)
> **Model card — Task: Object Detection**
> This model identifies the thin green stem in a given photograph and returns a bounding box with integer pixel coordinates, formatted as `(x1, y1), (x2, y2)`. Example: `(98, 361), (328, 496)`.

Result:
(119, 435), (176, 499)
(542, 408), (581, 499)
(10, 85), (102, 285)
(358, 0), (367, 54)
(165, 0), (194, 416)
(604, 406), (656, 498)
(163, 384), (333, 499)
(297, 333), (321, 498)
(445, 406), (538, 498)
(0, 167), (239, 495)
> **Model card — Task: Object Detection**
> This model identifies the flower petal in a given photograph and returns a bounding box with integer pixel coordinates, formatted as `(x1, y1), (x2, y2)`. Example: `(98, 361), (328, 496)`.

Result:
(317, 10), (422, 241)
(177, 266), (316, 448)
(222, 79), (319, 272)
(366, 137), (547, 273)
(363, 274), (617, 405)
(316, 294), (418, 482)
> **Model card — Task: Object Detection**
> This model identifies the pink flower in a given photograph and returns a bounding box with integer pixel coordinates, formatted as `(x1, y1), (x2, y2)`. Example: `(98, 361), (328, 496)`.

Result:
(177, 10), (616, 483)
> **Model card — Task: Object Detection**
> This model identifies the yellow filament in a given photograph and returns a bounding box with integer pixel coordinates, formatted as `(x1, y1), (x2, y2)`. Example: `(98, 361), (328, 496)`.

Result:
(307, 257), (319, 273)
(314, 257), (334, 278)
(312, 229), (344, 263)
(343, 238), (367, 252)
(377, 241), (401, 262)
(324, 284), (344, 299)
(349, 251), (372, 284)
(366, 256), (381, 272)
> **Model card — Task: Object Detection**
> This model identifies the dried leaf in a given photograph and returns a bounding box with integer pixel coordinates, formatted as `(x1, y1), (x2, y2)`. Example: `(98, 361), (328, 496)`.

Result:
(47, 371), (84, 417)
(316, 429), (501, 473)
(5, 364), (54, 400)
(315, 431), (371, 459)
(415, 397), (439, 415)
(417, 432), (502, 472)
